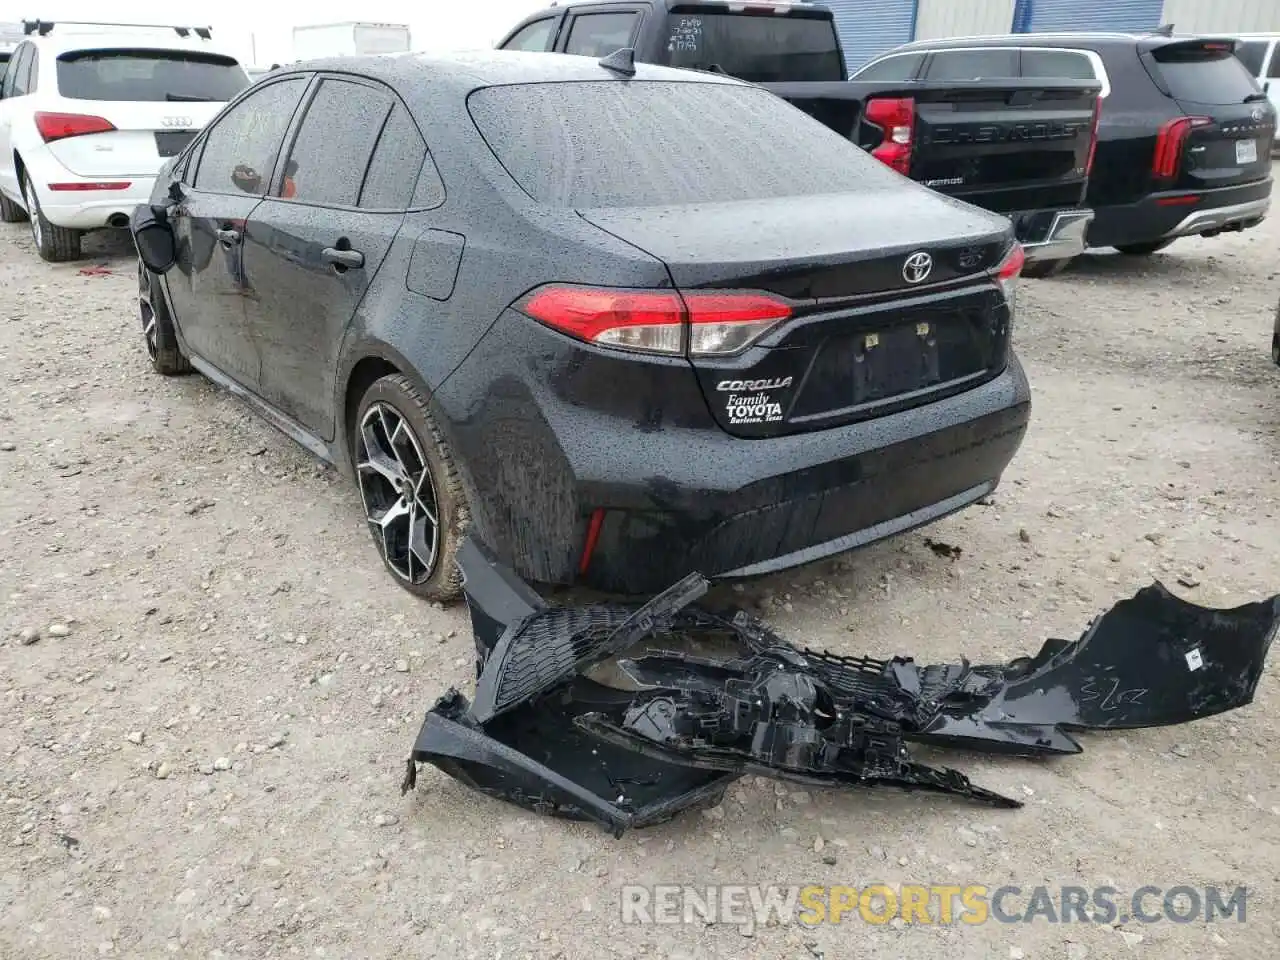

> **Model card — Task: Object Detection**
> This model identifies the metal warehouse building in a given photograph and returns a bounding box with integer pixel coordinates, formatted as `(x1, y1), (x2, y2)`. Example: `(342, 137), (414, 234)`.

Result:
(826, 0), (1280, 68)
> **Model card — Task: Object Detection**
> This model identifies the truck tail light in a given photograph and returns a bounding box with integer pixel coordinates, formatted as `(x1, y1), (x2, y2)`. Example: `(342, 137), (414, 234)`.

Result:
(516, 285), (792, 357)
(865, 96), (915, 175)
(34, 111), (117, 143)
(1085, 101), (1101, 176)
(1151, 115), (1211, 179)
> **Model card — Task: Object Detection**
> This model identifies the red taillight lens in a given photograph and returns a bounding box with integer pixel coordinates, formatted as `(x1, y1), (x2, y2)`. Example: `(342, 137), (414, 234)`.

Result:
(993, 243), (1024, 303)
(866, 96), (915, 175)
(1151, 115), (1211, 179)
(516, 285), (792, 357)
(34, 111), (117, 143)
(47, 181), (132, 191)
(1085, 101), (1101, 176)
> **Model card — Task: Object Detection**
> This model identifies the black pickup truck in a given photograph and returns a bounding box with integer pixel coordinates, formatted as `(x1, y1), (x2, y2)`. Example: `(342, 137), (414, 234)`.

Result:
(498, 0), (1102, 276)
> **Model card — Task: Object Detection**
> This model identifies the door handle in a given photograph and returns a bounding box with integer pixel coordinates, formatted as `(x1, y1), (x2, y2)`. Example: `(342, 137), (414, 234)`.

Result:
(321, 246), (364, 270)
(216, 228), (240, 245)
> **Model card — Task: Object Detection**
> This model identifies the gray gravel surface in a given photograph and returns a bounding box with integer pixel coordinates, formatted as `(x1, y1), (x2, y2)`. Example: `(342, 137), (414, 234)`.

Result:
(2, 175), (1279, 958)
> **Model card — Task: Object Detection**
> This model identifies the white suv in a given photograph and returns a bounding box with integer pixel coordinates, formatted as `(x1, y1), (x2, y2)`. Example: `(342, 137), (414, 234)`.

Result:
(0, 21), (250, 261)
(1233, 34), (1280, 147)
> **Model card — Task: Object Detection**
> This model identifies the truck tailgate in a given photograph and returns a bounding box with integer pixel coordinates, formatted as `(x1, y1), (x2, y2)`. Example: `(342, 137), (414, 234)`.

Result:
(765, 79), (1101, 214)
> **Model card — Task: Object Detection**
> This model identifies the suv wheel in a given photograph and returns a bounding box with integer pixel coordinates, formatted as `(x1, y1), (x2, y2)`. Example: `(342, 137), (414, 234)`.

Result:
(0, 189), (27, 223)
(22, 172), (82, 262)
(138, 260), (192, 376)
(1114, 239), (1175, 256)
(353, 375), (469, 602)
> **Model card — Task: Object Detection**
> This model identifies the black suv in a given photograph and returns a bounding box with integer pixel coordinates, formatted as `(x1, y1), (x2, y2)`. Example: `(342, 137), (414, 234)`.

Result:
(858, 33), (1276, 263)
(131, 51), (1031, 601)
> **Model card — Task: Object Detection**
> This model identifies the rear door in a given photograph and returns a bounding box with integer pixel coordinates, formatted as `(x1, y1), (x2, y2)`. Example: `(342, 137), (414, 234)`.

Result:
(1140, 39), (1275, 190)
(243, 76), (415, 439)
(45, 48), (250, 177)
(164, 75), (308, 388)
(0, 42), (34, 200)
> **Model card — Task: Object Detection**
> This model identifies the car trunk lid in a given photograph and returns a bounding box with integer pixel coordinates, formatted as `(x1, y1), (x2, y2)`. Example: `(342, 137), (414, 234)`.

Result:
(1142, 39), (1277, 191)
(578, 193), (1016, 439)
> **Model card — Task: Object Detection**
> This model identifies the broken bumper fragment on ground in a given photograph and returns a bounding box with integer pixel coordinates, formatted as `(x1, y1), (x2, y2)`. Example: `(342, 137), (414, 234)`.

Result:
(403, 539), (1280, 836)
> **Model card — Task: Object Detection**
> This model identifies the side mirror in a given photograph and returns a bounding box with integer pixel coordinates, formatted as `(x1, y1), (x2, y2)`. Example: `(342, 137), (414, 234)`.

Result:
(130, 204), (177, 274)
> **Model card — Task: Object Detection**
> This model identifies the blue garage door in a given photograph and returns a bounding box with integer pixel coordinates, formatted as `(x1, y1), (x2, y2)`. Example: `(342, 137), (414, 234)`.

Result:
(824, 0), (917, 71)
(1017, 0), (1163, 33)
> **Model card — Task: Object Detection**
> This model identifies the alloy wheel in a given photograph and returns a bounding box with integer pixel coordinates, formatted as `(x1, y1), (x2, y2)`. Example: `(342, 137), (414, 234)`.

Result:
(355, 402), (440, 584)
(23, 177), (42, 250)
(138, 261), (159, 361)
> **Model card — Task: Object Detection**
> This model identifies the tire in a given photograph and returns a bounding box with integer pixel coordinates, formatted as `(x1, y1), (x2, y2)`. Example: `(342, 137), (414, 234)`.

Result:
(1021, 257), (1072, 279)
(0, 189), (26, 223)
(1114, 239), (1175, 256)
(22, 171), (82, 262)
(352, 374), (470, 602)
(138, 260), (192, 376)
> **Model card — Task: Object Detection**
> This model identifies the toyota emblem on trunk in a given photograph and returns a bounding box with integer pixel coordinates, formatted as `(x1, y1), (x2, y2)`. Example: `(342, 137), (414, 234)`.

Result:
(902, 251), (933, 284)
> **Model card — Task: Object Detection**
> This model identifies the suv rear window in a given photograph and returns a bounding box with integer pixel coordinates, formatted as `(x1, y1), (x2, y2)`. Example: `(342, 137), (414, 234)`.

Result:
(660, 12), (843, 83)
(57, 49), (249, 102)
(1148, 44), (1261, 106)
(468, 80), (892, 208)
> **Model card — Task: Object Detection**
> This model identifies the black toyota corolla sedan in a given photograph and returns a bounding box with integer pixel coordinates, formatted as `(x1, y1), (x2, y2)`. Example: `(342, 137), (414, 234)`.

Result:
(130, 50), (1030, 601)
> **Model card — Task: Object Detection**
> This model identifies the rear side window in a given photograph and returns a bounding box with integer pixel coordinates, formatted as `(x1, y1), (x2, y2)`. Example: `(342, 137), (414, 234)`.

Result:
(10, 44), (32, 96)
(468, 80), (899, 208)
(563, 12), (638, 57)
(1148, 44), (1262, 105)
(1270, 46), (1280, 79)
(1232, 40), (1269, 76)
(56, 49), (249, 102)
(852, 53), (922, 82)
(661, 12), (844, 83)
(925, 49), (1019, 80)
(279, 79), (393, 206)
(359, 103), (432, 209)
(502, 18), (557, 52)
(1021, 49), (1096, 81)
(195, 78), (307, 195)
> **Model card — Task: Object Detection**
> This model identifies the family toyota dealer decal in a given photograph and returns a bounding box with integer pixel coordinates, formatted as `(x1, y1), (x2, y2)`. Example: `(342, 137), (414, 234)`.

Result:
(716, 377), (792, 425)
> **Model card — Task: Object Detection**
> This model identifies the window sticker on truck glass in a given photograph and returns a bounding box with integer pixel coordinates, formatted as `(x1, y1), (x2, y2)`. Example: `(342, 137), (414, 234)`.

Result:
(668, 17), (702, 53)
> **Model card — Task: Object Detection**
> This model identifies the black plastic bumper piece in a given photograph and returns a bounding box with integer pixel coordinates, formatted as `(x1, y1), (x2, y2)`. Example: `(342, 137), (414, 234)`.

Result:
(405, 539), (1279, 835)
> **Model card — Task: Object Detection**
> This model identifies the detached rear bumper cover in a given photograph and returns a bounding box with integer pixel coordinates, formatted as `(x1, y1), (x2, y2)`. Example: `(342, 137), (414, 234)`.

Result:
(405, 540), (1278, 835)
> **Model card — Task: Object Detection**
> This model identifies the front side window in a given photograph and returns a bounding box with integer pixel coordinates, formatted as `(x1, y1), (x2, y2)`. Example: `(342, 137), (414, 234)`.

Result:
(563, 12), (639, 57)
(194, 78), (307, 196)
(502, 18), (557, 52)
(276, 78), (392, 206)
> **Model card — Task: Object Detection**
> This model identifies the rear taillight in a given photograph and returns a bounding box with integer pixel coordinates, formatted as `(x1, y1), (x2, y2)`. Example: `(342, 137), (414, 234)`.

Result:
(34, 111), (117, 143)
(1151, 115), (1211, 179)
(1085, 101), (1101, 176)
(516, 285), (792, 357)
(865, 96), (915, 175)
(993, 243), (1024, 304)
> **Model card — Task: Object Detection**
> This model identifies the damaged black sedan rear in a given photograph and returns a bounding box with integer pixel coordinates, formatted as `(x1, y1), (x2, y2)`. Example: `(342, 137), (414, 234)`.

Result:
(404, 541), (1280, 836)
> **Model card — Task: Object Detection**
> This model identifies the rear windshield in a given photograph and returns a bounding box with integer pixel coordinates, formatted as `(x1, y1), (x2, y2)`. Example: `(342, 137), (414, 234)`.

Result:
(660, 12), (843, 83)
(1149, 45), (1261, 106)
(468, 81), (896, 208)
(56, 49), (249, 102)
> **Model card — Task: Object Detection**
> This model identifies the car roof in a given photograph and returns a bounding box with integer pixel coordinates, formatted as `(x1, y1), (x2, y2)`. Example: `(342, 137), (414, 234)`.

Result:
(894, 31), (1236, 53)
(273, 48), (744, 96)
(523, 0), (834, 11)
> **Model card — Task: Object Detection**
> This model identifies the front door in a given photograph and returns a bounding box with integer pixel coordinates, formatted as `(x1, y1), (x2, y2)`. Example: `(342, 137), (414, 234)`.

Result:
(163, 75), (309, 389)
(243, 77), (420, 439)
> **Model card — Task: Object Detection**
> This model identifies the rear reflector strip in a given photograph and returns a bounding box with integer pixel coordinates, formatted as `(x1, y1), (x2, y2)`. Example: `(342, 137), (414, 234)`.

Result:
(1156, 195), (1202, 206)
(47, 182), (132, 191)
(579, 508), (606, 575)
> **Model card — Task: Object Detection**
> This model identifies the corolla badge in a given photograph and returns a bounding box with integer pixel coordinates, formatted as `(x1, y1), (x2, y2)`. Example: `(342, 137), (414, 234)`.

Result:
(902, 251), (933, 284)
(161, 116), (193, 128)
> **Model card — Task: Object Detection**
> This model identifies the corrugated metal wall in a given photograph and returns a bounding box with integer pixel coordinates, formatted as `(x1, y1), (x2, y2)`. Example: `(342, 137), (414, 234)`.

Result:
(1159, 0), (1280, 33)
(1019, 0), (1164, 32)
(914, 0), (1015, 40)
(824, 0), (918, 69)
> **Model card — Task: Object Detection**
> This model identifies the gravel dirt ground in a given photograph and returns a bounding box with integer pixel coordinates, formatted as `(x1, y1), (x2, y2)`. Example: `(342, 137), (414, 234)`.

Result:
(2, 172), (1280, 960)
